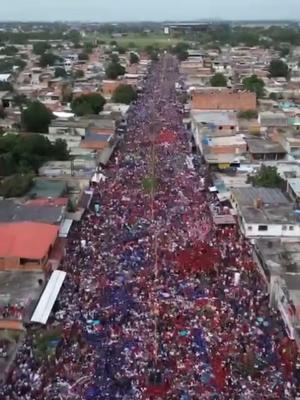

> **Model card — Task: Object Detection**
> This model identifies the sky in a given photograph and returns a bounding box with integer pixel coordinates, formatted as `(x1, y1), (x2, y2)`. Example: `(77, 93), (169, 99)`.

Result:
(1, 0), (299, 22)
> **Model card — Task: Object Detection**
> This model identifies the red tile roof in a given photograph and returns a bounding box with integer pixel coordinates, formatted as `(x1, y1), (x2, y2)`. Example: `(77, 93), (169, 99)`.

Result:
(25, 197), (68, 207)
(0, 222), (58, 260)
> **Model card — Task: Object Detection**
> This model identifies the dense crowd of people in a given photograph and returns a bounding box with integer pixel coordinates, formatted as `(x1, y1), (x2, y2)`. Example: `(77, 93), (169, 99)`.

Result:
(0, 55), (298, 399)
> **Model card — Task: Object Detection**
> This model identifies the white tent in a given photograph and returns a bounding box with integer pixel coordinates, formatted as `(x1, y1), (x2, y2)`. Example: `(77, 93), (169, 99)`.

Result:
(31, 270), (66, 324)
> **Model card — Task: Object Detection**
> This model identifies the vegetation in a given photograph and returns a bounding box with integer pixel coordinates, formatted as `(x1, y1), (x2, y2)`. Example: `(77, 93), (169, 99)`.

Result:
(247, 165), (283, 188)
(0, 58), (26, 73)
(171, 42), (189, 61)
(210, 73), (227, 87)
(0, 46), (18, 56)
(243, 75), (265, 99)
(39, 52), (61, 68)
(33, 41), (51, 55)
(238, 110), (258, 120)
(78, 52), (89, 61)
(112, 84), (137, 104)
(0, 173), (34, 198)
(129, 52), (139, 64)
(21, 101), (54, 133)
(0, 134), (69, 177)
(54, 67), (67, 78)
(0, 81), (13, 91)
(105, 61), (126, 80)
(269, 59), (289, 78)
(71, 93), (106, 116)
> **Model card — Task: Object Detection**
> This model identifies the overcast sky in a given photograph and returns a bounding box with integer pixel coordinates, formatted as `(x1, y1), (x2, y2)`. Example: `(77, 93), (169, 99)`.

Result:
(1, 0), (299, 22)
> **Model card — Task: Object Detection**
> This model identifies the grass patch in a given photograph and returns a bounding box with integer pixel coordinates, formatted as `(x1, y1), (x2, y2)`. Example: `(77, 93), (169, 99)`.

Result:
(90, 33), (182, 48)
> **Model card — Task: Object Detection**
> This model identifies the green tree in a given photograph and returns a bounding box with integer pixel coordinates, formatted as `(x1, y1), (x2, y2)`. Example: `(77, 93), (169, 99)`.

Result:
(71, 93), (106, 116)
(210, 73), (227, 87)
(40, 52), (60, 68)
(54, 67), (67, 78)
(171, 42), (189, 61)
(21, 101), (54, 133)
(269, 59), (289, 78)
(78, 52), (89, 61)
(52, 138), (69, 160)
(0, 46), (18, 56)
(112, 84), (137, 104)
(110, 53), (120, 63)
(129, 52), (139, 65)
(83, 42), (95, 54)
(247, 165), (283, 188)
(105, 61), (126, 80)
(33, 41), (51, 55)
(0, 173), (34, 198)
(243, 74), (265, 98)
(0, 81), (13, 91)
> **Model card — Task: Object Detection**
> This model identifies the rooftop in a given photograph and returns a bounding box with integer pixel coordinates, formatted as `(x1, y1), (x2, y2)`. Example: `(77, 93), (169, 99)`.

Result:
(232, 187), (289, 207)
(191, 110), (238, 126)
(240, 203), (298, 224)
(246, 137), (286, 154)
(0, 200), (64, 224)
(0, 271), (44, 307)
(0, 222), (58, 260)
(27, 179), (66, 199)
(210, 134), (246, 147)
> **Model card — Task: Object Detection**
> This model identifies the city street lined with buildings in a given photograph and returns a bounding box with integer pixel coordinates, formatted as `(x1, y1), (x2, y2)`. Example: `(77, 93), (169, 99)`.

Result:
(0, 55), (298, 399)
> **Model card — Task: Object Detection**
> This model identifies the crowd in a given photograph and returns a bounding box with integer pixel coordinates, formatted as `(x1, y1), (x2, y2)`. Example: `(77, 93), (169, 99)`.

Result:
(0, 55), (298, 400)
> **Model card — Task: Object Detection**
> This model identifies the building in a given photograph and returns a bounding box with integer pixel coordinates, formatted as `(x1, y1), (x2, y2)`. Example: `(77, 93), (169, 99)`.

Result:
(246, 137), (286, 161)
(254, 239), (300, 341)
(0, 200), (65, 225)
(191, 89), (256, 111)
(259, 111), (289, 128)
(191, 110), (238, 151)
(0, 222), (59, 271)
(231, 187), (300, 238)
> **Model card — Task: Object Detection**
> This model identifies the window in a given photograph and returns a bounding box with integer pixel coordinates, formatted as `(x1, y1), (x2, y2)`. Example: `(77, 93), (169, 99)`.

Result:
(218, 126), (223, 130)
(282, 225), (287, 230)
(230, 126), (235, 130)
(258, 225), (268, 231)
(289, 226), (294, 231)
(247, 226), (253, 231)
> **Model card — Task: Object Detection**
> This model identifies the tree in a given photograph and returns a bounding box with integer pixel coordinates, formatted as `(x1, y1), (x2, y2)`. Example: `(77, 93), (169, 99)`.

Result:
(0, 173), (34, 198)
(243, 74), (265, 98)
(21, 101), (54, 133)
(129, 52), (139, 65)
(269, 59), (289, 78)
(0, 46), (18, 56)
(52, 138), (69, 160)
(54, 67), (67, 78)
(0, 81), (13, 91)
(105, 61), (125, 80)
(83, 42), (94, 54)
(238, 110), (258, 119)
(247, 165), (283, 188)
(210, 73), (227, 87)
(112, 84), (137, 104)
(78, 52), (89, 61)
(269, 92), (278, 101)
(171, 42), (189, 61)
(40, 52), (60, 68)
(33, 41), (51, 55)
(71, 93), (106, 116)
(110, 53), (120, 63)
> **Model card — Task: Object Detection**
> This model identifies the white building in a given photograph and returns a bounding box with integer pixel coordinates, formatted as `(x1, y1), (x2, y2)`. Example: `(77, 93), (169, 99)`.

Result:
(231, 187), (300, 238)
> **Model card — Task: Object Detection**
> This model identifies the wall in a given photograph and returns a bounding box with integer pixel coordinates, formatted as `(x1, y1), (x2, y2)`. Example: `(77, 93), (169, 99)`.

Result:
(242, 221), (300, 238)
(191, 91), (256, 111)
